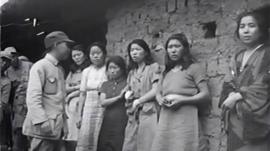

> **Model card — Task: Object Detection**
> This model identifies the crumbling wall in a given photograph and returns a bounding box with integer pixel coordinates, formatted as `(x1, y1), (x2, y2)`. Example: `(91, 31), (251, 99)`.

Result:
(105, 0), (270, 150)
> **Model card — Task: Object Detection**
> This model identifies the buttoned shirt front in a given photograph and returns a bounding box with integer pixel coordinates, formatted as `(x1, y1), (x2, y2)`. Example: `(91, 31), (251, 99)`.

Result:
(23, 53), (66, 139)
(25, 53), (66, 122)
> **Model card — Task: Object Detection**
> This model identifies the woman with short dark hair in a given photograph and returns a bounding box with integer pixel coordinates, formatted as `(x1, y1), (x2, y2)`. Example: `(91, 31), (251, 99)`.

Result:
(97, 56), (128, 151)
(150, 33), (210, 151)
(219, 11), (270, 151)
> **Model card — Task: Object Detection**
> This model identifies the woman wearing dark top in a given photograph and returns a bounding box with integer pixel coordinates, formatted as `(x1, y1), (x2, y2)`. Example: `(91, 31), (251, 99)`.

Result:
(219, 11), (270, 151)
(97, 56), (128, 151)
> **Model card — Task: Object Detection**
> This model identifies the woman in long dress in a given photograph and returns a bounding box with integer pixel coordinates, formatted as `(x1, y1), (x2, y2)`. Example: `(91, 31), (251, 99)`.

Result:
(122, 39), (162, 151)
(64, 44), (90, 151)
(219, 11), (270, 151)
(150, 33), (210, 151)
(76, 42), (107, 151)
(97, 56), (128, 151)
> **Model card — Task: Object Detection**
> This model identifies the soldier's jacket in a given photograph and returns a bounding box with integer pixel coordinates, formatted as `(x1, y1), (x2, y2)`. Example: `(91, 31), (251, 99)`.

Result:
(23, 53), (66, 140)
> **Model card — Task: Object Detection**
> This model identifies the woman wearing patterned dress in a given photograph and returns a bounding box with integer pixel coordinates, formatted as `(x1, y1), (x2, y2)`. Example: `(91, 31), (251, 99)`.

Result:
(122, 39), (162, 151)
(64, 45), (90, 151)
(76, 42), (107, 151)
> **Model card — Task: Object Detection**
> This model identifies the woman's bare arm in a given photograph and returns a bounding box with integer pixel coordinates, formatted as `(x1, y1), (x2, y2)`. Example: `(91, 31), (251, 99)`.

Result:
(77, 91), (87, 117)
(137, 82), (158, 104)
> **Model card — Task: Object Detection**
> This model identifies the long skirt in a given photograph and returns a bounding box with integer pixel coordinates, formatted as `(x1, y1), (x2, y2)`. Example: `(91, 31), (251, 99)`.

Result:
(122, 106), (157, 151)
(76, 91), (105, 151)
(151, 105), (199, 151)
(97, 101), (127, 151)
(65, 97), (80, 141)
(122, 111), (139, 151)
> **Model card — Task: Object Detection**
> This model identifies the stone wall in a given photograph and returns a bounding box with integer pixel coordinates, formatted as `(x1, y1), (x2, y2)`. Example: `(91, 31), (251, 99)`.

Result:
(105, 0), (270, 150)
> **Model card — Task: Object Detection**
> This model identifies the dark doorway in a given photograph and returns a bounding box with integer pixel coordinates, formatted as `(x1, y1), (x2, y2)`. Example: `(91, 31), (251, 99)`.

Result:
(1, 0), (122, 62)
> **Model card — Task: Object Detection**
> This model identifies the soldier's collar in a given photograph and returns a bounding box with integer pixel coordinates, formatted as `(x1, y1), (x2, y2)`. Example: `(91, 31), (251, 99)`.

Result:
(45, 53), (59, 66)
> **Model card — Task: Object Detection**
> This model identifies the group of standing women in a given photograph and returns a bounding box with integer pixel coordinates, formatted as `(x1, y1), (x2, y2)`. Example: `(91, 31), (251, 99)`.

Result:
(63, 10), (270, 151)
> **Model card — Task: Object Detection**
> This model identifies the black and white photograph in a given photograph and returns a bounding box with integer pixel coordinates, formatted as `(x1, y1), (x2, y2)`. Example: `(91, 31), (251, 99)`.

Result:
(1, 0), (270, 151)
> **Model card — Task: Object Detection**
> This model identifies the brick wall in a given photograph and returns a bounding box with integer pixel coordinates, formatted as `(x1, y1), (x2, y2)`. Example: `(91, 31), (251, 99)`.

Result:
(105, 0), (270, 150)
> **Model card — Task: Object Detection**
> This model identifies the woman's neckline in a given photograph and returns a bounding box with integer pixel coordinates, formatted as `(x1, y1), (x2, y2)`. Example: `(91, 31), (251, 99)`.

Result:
(111, 76), (125, 83)
(135, 62), (146, 74)
(239, 44), (264, 72)
(244, 43), (264, 53)
(91, 64), (105, 70)
(171, 65), (183, 72)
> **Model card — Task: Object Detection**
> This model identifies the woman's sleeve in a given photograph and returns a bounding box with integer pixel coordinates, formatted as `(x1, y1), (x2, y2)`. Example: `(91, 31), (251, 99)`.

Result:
(80, 69), (88, 92)
(237, 73), (270, 113)
(236, 72), (270, 140)
(190, 63), (207, 85)
(237, 49), (270, 113)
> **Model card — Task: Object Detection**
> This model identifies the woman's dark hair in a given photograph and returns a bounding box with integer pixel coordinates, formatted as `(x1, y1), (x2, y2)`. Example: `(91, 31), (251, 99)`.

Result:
(72, 44), (85, 53)
(164, 33), (195, 73)
(127, 39), (154, 70)
(235, 11), (269, 44)
(106, 55), (127, 78)
(87, 42), (107, 57)
(70, 44), (90, 73)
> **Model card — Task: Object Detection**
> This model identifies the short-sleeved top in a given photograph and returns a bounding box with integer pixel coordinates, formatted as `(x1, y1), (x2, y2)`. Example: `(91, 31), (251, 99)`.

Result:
(98, 77), (128, 151)
(100, 77), (127, 117)
(127, 63), (162, 113)
(80, 65), (107, 92)
(100, 77), (127, 99)
(161, 63), (206, 96)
